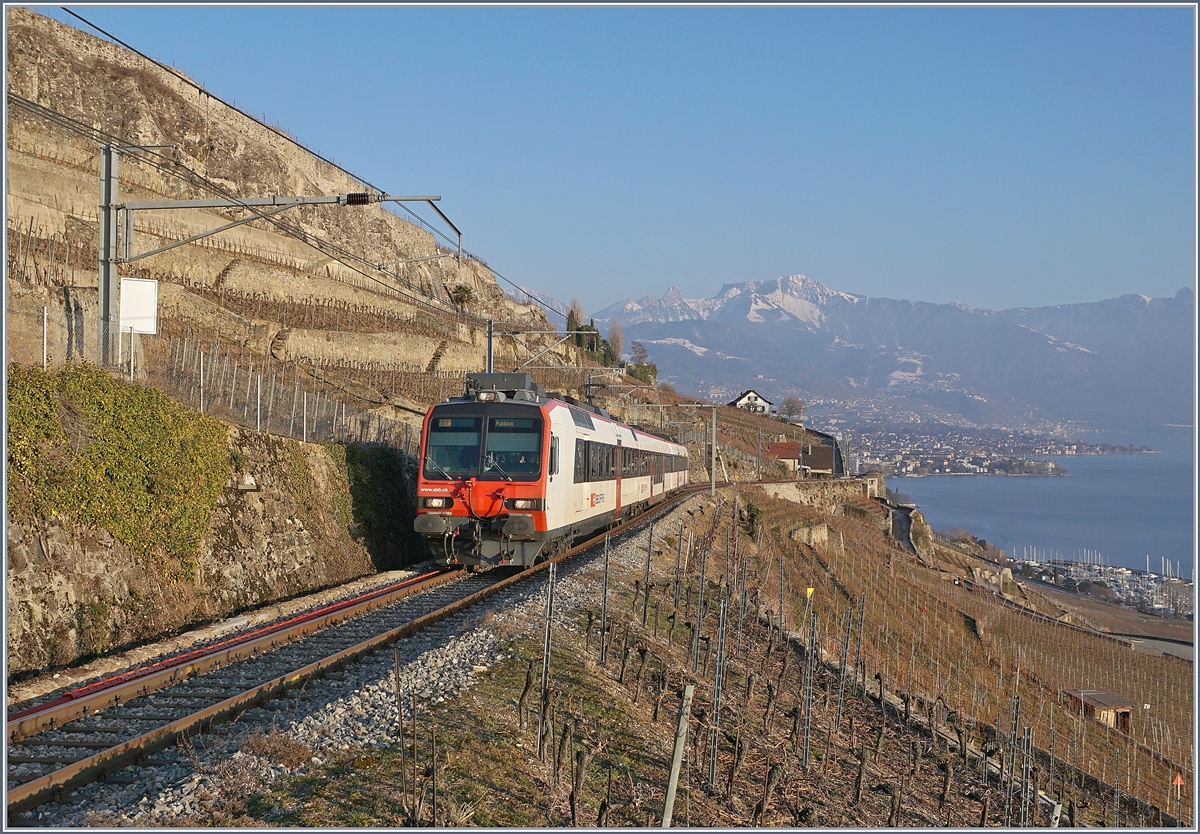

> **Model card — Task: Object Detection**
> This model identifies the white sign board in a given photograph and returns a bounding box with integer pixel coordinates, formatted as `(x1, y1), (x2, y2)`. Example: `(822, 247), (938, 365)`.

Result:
(119, 277), (158, 334)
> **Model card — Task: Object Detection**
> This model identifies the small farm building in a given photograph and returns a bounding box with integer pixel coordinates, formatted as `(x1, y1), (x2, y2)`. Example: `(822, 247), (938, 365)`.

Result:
(1064, 689), (1135, 734)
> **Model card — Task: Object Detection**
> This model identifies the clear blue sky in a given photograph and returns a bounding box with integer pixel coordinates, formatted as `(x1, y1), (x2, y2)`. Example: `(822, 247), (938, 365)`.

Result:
(35, 5), (1197, 315)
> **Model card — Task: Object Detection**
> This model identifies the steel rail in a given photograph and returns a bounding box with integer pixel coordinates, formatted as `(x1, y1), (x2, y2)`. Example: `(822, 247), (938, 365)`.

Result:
(6, 484), (711, 817)
(6, 569), (456, 744)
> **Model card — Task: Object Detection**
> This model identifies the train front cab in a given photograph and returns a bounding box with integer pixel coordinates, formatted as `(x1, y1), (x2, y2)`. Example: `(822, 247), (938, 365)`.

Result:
(415, 398), (557, 567)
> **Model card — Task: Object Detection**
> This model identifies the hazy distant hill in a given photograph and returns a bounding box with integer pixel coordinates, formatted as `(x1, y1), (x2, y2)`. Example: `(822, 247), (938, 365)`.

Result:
(590, 276), (1194, 425)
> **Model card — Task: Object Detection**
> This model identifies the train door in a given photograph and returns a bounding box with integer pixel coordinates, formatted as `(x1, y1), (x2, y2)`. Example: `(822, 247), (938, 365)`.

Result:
(615, 440), (622, 519)
(653, 453), (664, 498)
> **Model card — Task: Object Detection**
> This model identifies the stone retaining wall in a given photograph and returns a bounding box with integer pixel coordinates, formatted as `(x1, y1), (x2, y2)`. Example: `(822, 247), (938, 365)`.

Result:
(5, 426), (412, 680)
(757, 478), (876, 517)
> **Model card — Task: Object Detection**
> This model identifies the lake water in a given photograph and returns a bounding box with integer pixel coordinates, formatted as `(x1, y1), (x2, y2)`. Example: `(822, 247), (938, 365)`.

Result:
(892, 425), (1195, 578)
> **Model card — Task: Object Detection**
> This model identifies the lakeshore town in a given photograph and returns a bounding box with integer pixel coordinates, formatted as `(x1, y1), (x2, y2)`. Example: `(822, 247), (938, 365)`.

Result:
(836, 423), (1153, 477)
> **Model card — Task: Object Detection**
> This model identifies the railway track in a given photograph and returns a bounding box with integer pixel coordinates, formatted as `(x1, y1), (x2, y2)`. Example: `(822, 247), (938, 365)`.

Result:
(6, 485), (708, 819)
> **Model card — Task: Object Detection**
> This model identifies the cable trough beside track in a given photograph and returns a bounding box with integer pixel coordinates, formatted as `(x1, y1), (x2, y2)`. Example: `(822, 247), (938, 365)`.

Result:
(6, 485), (706, 819)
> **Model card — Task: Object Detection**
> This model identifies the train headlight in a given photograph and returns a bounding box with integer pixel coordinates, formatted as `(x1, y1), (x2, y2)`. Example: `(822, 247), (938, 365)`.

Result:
(504, 498), (543, 510)
(476, 391), (506, 402)
(422, 497), (454, 509)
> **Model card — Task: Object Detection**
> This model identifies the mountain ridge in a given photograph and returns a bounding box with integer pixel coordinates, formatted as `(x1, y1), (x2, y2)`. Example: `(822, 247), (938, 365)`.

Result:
(585, 275), (1194, 426)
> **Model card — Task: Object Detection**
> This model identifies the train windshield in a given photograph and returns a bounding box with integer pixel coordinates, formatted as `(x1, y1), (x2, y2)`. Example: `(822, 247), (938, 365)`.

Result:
(424, 416), (482, 479)
(484, 417), (542, 478)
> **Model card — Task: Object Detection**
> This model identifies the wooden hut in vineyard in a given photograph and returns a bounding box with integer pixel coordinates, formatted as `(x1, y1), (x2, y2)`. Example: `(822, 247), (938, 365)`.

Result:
(1064, 689), (1135, 733)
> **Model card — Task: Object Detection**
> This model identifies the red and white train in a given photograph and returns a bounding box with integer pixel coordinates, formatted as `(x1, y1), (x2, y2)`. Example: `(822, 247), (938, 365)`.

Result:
(414, 372), (690, 567)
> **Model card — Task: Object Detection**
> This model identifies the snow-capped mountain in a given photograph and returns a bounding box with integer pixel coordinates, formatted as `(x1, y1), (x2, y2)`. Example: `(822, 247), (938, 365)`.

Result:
(587, 277), (1194, 426)
(590, 274), (862, 328)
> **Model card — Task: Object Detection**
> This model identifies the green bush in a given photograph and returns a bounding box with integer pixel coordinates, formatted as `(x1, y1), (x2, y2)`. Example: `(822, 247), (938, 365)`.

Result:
(6, 363), (229, 566)
(743, 500), (764, 534)
(628, 362), (657, 386)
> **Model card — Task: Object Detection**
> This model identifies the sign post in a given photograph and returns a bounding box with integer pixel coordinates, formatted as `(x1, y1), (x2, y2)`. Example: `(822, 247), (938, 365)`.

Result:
(1173, 773), (1185, 825)
(118, 277), (157, 381)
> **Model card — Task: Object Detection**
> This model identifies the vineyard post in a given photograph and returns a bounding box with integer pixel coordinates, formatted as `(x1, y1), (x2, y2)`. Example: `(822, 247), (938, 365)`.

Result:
(1049, 725), (1057, 813)
(395, 647), (406, 804)
(1113, 750), (1119, 828)
(731, 496), (740, 598)
(708, 600), (728, 788)
(642, 521), (654, 626)
(600, 536), (610, 665)
(723, 524), (732, 590)
(662, 684), (695, 827)
(674, 524), (683, 609)
(778, 545), (785, 643)
(802, 611), (817, 770)
(1020, 726), (1032, 826)
(1004, 695), (1021, 826)
(410, 690), (418, 810)
(692, 537), (709, 672)
(734, 555), (749, 660)
(835, 607), (853, 732)
(854, 593), (866, 696)
(537, 563), (557, 759)
(289, 376), (299, 436)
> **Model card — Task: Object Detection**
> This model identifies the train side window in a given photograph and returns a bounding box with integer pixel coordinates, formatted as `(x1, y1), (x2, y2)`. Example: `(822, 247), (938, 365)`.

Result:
(575, 439), (587, 483)
(589, 442), (603, 481)
(550, 435), (559, 477)
(569, 408), (595, 431)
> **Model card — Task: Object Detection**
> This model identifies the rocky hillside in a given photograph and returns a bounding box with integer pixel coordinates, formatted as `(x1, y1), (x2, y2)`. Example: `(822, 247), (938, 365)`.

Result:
(5, 6), (572, 394)
(591, 275), (1194, 426)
